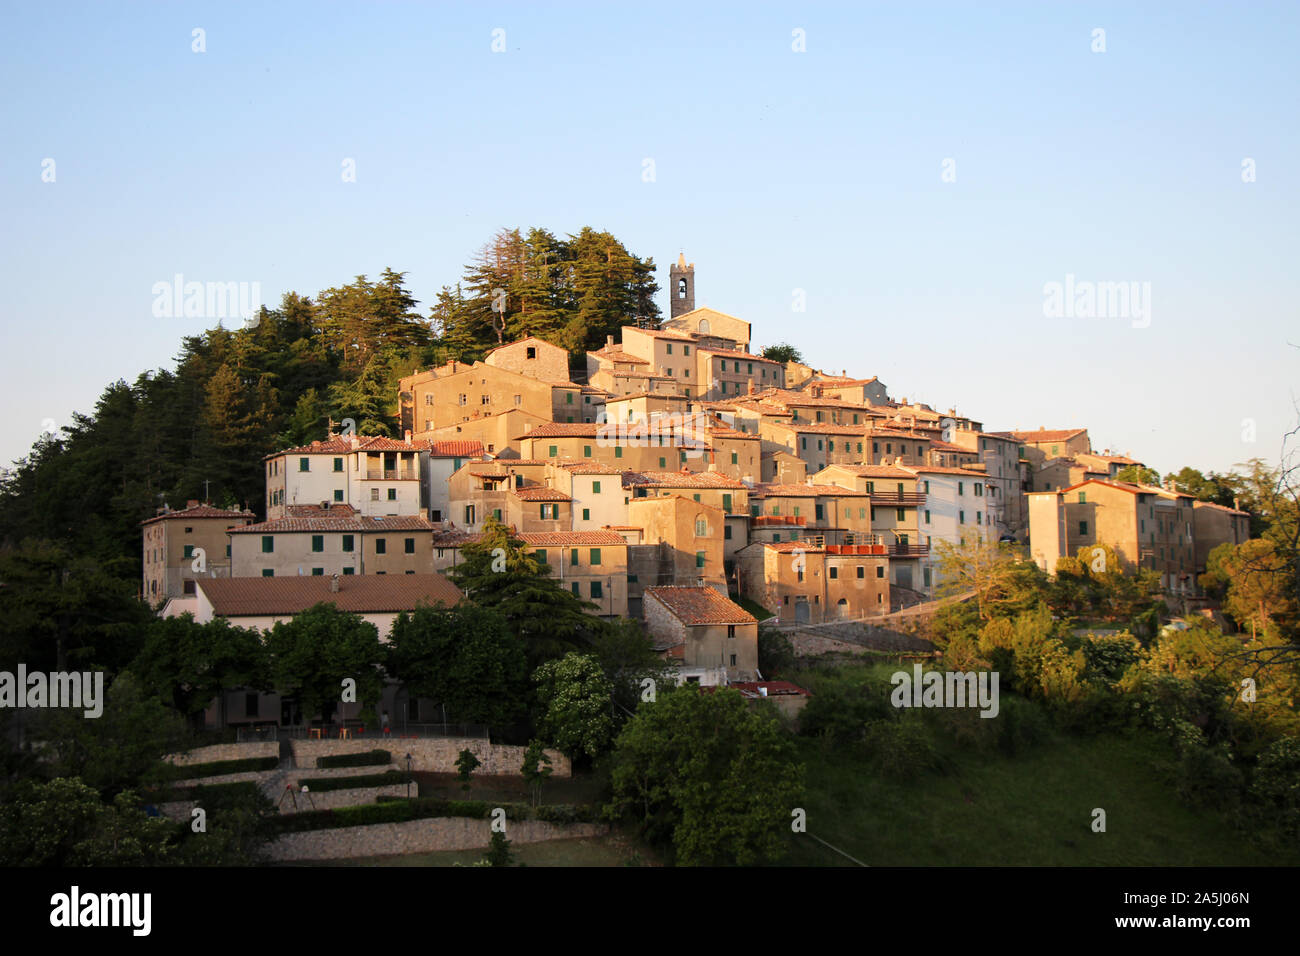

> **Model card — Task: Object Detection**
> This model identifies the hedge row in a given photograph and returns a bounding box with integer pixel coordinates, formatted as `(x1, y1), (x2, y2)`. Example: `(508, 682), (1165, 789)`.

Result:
(273, 797), (600, 834)
(296, 770), (407, 792)
(316, 749), (392, 769)
(163, 756), (279, 779)
(146, 781), (266, 805)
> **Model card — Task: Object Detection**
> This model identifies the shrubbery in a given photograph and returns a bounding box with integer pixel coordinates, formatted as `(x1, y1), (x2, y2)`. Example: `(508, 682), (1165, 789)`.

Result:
(163, 756), (278, 780)
(296, 770), (407, 792)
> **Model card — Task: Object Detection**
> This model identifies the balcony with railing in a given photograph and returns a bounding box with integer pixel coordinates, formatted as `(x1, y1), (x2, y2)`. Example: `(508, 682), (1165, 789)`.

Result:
(792, 532), (929, 557)
(751, 514), (807, 527)
(868, 491), (927, 506)
(364, 466), (420, 481)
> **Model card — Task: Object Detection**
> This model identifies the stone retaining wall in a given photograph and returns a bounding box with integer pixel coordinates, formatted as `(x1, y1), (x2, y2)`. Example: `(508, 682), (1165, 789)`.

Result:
(277, 785), (407, 813)
(170, 770), (270, 788)
(291, 738), (570, 778)
(165, 741), (279, 766)
(267, 817), (607, 861)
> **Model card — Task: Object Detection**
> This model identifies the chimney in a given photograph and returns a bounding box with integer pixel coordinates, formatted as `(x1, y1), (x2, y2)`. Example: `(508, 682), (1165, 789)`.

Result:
(350, 434), (360, 450)
(606, 335), (614, 349)
(748, 380), (755, 395)
(404, 429), (412, 442)
(1233, 496), (1240, 511)
(186, 499), (199, 509)
(330, 573), (340, 593)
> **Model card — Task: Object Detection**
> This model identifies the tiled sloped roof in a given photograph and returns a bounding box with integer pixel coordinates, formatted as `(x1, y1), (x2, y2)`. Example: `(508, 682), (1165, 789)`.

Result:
(198, 574), (463, 616)
(514, 423), (603, 439)
(621, 470), (748, 489)
(231, 513), (434, 533)
(511, 486), (572, 502)
(643, 586), (756, 625)
(821, 464), (915, 479)
(1006, 428), (1088, 443)
(516, 530), (628, 546)
(419, 439), (484, 457)
(751, 483), (869, 497)
(141, 504), (257, 526)
(267, 435), (426, 459)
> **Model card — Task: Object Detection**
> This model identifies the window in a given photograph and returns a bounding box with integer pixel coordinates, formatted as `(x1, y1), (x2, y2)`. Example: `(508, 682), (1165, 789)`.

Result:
(481, 394), (490, 406)
(1079, 520), (1088, 535)
(856, 565), (865, 579)
(261, 536), (274, 553)
(659, 457), (667, 468)
(614, 446), (623, 459)
(342, 535), (354, 552)
(493, 509), (502, 521)
(896, 508), (905, 521)
(695, 518), (707, 535)
(876, 566), (884, 578)
(590, 548), (602, 565)
(976, 512), (982, 525)
(696, 551), (706, 568)
(299, 457), (310, 472)
(829, 566), (838, 579)
(923, 567), (932, 587)
(566, 393), (574, 404)
(526, 346), (536, 359)
(387, 488), (397, 501)
(333, 457), (344, 472)
(571, 548), (579, 566)
(261, 568), (274, 577)
(1078, 491), (1086, 503)
(815, 504), (825, 521)
(375, 539), (386, 554)
(311, 567), (324, 576)
(683, 345), (691, 355)
(720, 380), (726, 394)
(465, 505), (476, 523)
(311, 535), (324, 553)
(404, 537), (415, 554)
(583, 445), (592, 458)
(959, 510), (965, 524)
(592, 480), (601, 494)
(334, 489), (344, 502)
(548, 445), (558, 458)
(371, 488), (380, 501)
(958, 481), (964, 496)
(925, 509), (931, 524)
(591, 581), (602, 598)
(571, 582), (580, 596)
(183, 544), (194, 558)
(342, 566), (355, 575)
(666, 343), (673, 354)
(724, 524), (732, 540)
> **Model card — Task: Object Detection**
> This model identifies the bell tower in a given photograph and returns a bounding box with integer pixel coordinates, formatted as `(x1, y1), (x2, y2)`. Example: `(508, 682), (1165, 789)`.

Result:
(669, 252), (695, 319)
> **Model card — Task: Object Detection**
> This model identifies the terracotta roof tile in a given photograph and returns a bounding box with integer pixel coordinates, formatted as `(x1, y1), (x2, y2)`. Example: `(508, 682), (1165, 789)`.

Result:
(516, 530), (628, 546)
(230, 513), (435, 533)
(621, 470), (748, 489)
(643, 586), (756, 625)
(141, 504), (257, 526)
(511, 486), (572, 502)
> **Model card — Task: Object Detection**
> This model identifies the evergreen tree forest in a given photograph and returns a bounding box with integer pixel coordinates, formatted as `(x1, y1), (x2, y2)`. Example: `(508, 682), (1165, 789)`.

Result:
(0, 227), (661, 581)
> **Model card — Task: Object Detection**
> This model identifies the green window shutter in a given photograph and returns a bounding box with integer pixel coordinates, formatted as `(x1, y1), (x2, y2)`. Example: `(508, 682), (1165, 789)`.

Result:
(548, 445), (558, 458)
(571, 548), (579, 566)
(584, 445), (592, 458)
(815, 504), (824, 520)
(696, 551), (706, 568)
(731, 452), (738, 465)
(571, 582), (580, 596)
(333, 489), (344, 502)
(693, 493), (701, 502)
(591, 580), (602, 598)
(183, 544), (194, 558)
(540, 504), (547, 520)
(312, 567), (324, 576)
(333, 457), (343, 472)
(342, 535), (354, 552)
(566, 393), (574, 404)
(342, 566), (354, 575)
(590, 548), (601, 565)
(262, 568), (274, 577)
(614, 446), (623, 459)
(659, 457), (666, 468)
(376, 538), (386, 554)
(312, 535), (323, 552)
(299, 457), (310, 472)
(262, 536), (274, 553)
(896, 508), (905, 521)
(722, 494), (732, 511)
(582, 508), (590, 521)
(405, 537), (415, 553)
(592, 480), (601, 494)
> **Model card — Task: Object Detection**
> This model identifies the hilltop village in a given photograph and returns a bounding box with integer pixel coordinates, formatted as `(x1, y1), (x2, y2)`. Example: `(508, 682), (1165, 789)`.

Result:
(140, 255), (1249, 725)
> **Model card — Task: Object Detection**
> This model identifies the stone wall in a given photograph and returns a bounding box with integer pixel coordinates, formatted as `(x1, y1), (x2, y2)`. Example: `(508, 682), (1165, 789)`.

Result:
(165, 741), (279, 766)
(290, 737), (571, 777)
(275, 785), (408, 813)
(266, 817), (607, 862)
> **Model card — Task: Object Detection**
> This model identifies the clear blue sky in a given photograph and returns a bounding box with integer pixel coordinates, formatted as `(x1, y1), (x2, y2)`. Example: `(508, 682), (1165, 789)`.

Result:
(2, 2), (1296, 476)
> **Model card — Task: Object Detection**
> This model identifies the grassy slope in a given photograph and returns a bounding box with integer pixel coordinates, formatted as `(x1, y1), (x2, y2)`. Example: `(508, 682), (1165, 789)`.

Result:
(785, 711), (1294, 867)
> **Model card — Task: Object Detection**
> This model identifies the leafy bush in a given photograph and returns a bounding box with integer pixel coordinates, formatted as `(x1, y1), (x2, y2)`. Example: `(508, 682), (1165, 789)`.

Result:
(1177, 745), (1243, 811)
(799, 678), (894, 745)
(1248, 736), (1300, 836)
(164, 756), (278, 780)
(995, 695), (1050, 756)
(316, 749), (391, 769)
(296, 770), (406, 792)
(862, 718), (940, 781)
(757, 627), (796, 676)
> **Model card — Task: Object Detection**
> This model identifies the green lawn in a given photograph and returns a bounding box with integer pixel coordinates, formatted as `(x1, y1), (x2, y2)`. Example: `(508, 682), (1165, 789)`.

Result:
(785, 723), (1294, 867)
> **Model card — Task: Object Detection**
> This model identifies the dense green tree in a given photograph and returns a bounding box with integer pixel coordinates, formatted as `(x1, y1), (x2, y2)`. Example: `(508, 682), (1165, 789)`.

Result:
(36, 671), (190, 797)
(605, 684), (804, 866)
(447, 515), (599, 665)
(760, 343), (803, 364)
(131, 615), (268, 728)
(386, 603), (528, 728)
(265, 604), (386, 726)
(1115, 464), (1162, 485)
(533, 653), (616, 760)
